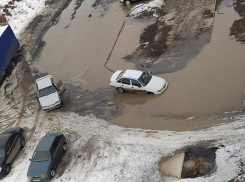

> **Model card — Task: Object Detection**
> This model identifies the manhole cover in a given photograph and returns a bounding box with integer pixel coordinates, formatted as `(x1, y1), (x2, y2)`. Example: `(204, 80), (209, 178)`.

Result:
(183, 160), (196, 169)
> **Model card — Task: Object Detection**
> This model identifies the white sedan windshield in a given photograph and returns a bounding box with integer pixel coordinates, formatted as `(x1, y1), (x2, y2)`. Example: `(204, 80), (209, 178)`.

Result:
(138, 72), (152, 86)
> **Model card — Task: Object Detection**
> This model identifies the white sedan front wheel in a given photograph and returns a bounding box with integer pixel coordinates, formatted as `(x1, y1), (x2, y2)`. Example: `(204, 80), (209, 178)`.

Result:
(147, 92), (154, 95)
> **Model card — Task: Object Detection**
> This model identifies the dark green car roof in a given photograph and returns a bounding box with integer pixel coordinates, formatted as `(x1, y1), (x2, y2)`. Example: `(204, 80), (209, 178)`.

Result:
(35, 135), (56, 151)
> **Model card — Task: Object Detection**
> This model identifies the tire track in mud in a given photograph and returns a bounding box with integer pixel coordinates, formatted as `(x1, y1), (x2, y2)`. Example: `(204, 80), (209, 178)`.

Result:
(0, 66), (24, 132)
(26, 107), (41, 141)
(15, 60), (37, 127)
(41, 113), (112, 179)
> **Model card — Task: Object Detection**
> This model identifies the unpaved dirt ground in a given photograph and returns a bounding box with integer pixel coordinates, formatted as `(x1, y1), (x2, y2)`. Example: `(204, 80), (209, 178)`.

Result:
(230, 0), (245, 42)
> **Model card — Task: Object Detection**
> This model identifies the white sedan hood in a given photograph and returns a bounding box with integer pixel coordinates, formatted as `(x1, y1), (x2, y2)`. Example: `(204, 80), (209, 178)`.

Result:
(39, 92), (60, 107)
(145, 76), (166, 93)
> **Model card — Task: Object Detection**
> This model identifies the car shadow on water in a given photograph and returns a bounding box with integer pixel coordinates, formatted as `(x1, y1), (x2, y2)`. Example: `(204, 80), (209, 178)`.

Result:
(59, 83), (160, 120)
(114, 91), (162, 105)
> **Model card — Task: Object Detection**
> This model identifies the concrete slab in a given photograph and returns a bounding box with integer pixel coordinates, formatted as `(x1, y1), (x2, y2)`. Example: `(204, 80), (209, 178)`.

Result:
(160, 152), (185, 179)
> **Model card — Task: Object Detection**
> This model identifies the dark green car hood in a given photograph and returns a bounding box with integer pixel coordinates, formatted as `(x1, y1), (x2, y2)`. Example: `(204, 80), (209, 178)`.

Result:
(27, 160), (51, 177)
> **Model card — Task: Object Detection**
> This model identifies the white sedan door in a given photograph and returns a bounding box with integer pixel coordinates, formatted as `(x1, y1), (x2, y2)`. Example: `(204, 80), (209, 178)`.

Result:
(121, 78), (132, 92)
(131, 79), (145, 94)
(56, 80), (66, 95)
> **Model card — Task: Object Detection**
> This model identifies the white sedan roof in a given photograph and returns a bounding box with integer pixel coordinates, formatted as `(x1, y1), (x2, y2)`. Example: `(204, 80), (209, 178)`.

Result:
(122, 69), (143, 80)
(36, 75), (52, 90)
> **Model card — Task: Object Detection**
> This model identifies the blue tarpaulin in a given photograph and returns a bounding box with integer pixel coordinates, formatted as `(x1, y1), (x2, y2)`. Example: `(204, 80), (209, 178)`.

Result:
(0, 25), (20, 76)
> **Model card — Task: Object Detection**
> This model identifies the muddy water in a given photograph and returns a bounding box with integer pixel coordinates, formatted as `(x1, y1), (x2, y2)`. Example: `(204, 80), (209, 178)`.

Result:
(110, 0), (245, 130)
(36, 0), (146, 90)
(36, 0), (245, 131)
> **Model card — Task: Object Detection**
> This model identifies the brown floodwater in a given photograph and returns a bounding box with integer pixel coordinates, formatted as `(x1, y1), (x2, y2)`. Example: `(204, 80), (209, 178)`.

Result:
(110, 0), (245, 130)
(36, 0), (245, 131)
(36, 0), (147, 90)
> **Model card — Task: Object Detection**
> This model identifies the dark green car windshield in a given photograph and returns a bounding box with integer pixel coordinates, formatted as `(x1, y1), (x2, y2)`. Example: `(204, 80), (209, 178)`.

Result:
(32, 151), (50, 162)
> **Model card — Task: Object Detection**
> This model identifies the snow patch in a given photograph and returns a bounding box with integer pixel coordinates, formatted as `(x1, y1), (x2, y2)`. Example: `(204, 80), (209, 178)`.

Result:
(129, 0), (164, 18)
(0, 25), (7, 36)
(0, 0), (46, 37)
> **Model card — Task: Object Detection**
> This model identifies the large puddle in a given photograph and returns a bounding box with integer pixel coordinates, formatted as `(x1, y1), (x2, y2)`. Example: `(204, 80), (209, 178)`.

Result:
(110, 0), (245, 130)
(35, 0), (245, 131)
(35, 0), (148, 90)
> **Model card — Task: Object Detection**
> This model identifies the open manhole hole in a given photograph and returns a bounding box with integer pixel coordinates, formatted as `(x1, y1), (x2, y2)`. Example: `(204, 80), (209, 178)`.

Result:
(159, 145), (217, 179)
(181, 146), (217, 178)
(183, 160), (196, 169)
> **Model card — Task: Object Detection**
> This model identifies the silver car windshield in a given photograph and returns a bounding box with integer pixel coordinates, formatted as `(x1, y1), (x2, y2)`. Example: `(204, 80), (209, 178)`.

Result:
(32, 151), (50, 162)
(138, 72), (152, 86)
(0, 149), (5, 158)
(39, 86), (56, 97)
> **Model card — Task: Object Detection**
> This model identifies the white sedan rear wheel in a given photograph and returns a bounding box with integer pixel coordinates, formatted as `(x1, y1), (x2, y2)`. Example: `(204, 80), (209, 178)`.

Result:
(117, 87), (124, 93)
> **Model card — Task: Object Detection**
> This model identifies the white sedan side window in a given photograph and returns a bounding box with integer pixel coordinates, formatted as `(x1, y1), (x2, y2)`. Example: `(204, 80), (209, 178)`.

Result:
(121, 78), (130, 85)
(131, 79), (142, 87)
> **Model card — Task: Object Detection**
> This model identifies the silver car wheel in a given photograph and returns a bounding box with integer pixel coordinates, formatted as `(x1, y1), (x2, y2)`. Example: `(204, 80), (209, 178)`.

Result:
(125, 0), (131, 5)
(20, 138), (26, 147)
(63, 144), (67, 152)
(5, 165), (11, 174)
(51, 169), (56, 177)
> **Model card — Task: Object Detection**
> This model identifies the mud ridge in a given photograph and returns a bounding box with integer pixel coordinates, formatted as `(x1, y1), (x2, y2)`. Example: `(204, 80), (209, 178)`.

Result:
(125, 0), (216, 74)
(230, 0), (245, 42)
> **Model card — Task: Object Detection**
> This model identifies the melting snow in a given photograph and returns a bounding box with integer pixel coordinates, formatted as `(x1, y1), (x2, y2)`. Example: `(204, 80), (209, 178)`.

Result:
(0, 0), (46, 37)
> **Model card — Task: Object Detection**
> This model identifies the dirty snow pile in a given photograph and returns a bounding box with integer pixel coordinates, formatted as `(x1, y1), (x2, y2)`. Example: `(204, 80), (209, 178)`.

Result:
(130, 0), (164, 18)
(0, 0), (46, 37)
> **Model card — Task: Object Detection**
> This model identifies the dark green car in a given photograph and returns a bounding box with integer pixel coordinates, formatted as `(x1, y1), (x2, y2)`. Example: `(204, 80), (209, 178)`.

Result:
(0, 127), (25, 179)
(27, 132), (67, 181)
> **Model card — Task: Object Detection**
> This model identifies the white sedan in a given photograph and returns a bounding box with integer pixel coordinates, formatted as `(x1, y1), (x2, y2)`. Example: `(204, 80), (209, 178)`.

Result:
(109, 69), (168, 94)
(35, 75), (66, 111)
